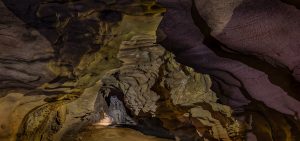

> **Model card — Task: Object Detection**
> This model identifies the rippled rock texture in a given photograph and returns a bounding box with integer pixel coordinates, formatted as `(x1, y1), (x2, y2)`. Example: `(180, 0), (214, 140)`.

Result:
(0, 0), (166, 140)
(158, 0), (300, 140)
(0, 1), (55, 89)
(99, 34), (241, 140)
(1, 0), (300, 141)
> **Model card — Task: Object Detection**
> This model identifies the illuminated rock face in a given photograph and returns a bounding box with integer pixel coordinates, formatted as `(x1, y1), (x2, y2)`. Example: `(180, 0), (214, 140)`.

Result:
(100, 35), (163, 116)
(108, 96), (136, 125)
(108, 96), (127, 124)
(0, 1), (166, 140)
(75, 127), (173, 141)
(1, 0), (300, 141)
(99, 33), (241, 140)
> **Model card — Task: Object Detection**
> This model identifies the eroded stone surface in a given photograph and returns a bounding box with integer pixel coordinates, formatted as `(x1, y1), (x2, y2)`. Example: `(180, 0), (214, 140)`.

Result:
(194, 0), (244, 35)
(2, 0), (300, 140)
(0, 1), (166, 141)
(158, 0), (300, 140)
(99, 33), (242, 140)
(0, 1), (56, 89)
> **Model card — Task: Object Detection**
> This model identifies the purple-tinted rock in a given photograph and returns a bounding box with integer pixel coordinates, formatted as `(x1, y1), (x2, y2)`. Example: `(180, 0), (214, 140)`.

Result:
(157, 0), (300, 118)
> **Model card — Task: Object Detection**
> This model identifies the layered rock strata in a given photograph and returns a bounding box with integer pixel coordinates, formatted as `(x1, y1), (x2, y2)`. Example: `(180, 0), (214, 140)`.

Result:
(157, 0), (300, 140)
(99, 34), (242, 140)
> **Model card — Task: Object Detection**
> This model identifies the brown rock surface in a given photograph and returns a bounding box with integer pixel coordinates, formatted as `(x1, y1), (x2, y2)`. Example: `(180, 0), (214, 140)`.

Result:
(1, 0), (299, 141)
(99, 33), (242, 140)
(0, 1), (55, 89)
(74, 126), (172, 141)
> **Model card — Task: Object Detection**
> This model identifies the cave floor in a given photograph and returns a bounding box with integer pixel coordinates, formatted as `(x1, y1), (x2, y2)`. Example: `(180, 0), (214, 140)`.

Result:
(73, 125), (173, 141)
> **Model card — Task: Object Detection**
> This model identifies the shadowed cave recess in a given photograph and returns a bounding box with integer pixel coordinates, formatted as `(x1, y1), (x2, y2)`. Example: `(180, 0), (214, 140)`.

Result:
(0, 0), (300, 141)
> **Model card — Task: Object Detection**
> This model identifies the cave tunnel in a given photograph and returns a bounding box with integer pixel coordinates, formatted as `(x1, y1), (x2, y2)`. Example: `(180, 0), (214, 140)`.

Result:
(1, 0), (300, 141)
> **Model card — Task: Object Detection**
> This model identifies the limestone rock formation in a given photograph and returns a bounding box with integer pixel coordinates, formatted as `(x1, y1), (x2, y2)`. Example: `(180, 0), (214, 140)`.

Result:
(0, 1), (56, 89)
(99, 34), (242, 140)
(100, 35), (163, 115)
(158, 0), (300, 140)
(108, 96), (136, 125)
(1, 0), (300, 141)
(0, 0), (166, 140)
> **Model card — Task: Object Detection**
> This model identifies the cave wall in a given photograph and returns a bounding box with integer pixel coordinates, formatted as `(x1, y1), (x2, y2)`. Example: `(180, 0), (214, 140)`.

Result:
(157, 0), (300, 141)
(0, 0), (300, 141)
(0, 0), (166, 140)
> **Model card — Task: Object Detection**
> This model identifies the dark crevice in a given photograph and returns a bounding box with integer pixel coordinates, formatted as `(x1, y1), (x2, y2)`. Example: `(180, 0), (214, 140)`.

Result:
(284, 115), (300, 140)
(0, 56), (54, 64)
(102, 88), (175, 140)
(280, 0), (300, 9)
